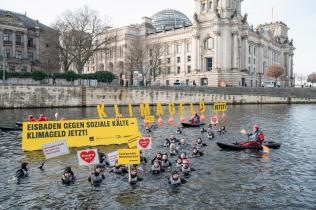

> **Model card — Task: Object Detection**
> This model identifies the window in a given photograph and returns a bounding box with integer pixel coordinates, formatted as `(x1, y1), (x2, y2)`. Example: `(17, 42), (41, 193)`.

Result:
(150, 60), (153, 65)
(176, 45), (182, 54)
(254, 47), (256, 56)
(187, 56), (191, 62)
(254, 58), (256, 65)
(206, 57), (213, 71)
(167, 67), (171, 75)
(187, 65), (191, 73)
(5, 49), (10, 58)
(204, 37), (214, 49)
(27, 51), (33, 61)
(187, 43), (191, 53)
(9, 65), (15, 72)
(16, 35), (23, 45)
(3, 33), (10, 41)
(28, 38), (34, 47)
(209, 1), (212, 10)
(166, 45), (171, 55)
(202, 3), (207, 12)
(249, 46), (252, 54)
(149, 49), (153, 56)
(177, 57), (181, 63)
(166, 58), (171, 64)
(248, 57), (251, 64)
(21, 66), (27, 72)
(177, 66), (181, 74)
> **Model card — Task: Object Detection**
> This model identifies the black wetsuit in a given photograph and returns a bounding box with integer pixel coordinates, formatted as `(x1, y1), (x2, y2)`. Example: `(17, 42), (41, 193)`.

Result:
(88, 172), (105, 187)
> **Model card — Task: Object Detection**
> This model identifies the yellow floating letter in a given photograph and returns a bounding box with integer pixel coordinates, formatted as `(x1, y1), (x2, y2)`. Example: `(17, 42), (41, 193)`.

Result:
(168, 102), (176, 115)
(179, 102), (185, 115)
(128, 104), (134, 117)
(97, 104), (107, 119)
(114, 104), (122, 118)
(140, 103), (151, 117)
(156, 102), (164, 116)
(199, 101), (206, 113)
(190, 102), (195, 115)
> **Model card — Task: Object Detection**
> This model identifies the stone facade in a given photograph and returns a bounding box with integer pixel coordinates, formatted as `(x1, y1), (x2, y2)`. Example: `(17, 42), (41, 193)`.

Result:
(84, 0), (295, 87)
(0, 9), (59, 73)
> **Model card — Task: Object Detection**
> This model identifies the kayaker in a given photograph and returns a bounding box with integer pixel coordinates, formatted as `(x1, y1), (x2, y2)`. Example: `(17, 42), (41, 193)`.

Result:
(169, 135), (180, 144)
(27, 115), (36, 122)
(240, 123), (265, 146)
(61, 166), (76, 186)
(168, 171), (186, 186)
(129, 167), (143, 185)
(190, 113), (200, 124)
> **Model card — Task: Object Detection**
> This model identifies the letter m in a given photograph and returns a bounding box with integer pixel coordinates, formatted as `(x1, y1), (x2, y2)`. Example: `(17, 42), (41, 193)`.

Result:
(140, 103), (151, 117)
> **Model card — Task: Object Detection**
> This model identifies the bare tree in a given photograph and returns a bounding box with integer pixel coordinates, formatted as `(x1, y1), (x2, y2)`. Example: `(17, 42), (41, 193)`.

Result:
(307, 73), (316, 85)
(125, 36), (149, 86)
(266, 64), (284, 84)
(52, 6), (116, 73)
(147, 41), (166, 83)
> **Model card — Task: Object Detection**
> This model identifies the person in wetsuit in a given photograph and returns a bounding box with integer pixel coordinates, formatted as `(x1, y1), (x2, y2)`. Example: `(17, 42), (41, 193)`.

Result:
(129, 167), (143, 185)
(88, 165), (105, 187)
(191, 147), (204, 157)
(150, 159), (165, 174)
(15, 162), (29, 182)
(61, 166), (76, 186)
(168, 171), (186, 186)
(161, 153), (172, 169)
(194, 138), (207, 149)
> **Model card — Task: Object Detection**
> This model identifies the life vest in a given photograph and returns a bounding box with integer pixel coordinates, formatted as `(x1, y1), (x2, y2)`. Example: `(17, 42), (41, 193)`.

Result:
(182, 166), (191, 173)
(161, 160), (171, 168)
(151, 165), (161, 174)
(130, 175), (139, 183)
(170, 177), (181, 185)
(195, 143), (203, 149)
(90, 173), (103, 184)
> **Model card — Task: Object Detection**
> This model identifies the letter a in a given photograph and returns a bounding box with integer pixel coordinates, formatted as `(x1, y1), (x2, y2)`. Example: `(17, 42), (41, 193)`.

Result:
(156, 102), (164, 116)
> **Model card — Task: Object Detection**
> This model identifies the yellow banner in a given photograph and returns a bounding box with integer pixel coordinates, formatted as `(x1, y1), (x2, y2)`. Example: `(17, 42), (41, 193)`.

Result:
(213, 102), (227, 112)
(117, 149), (140, 165)
(22, 118), (142, 151)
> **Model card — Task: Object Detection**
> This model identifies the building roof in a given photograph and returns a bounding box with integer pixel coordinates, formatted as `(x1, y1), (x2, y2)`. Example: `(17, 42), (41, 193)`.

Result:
(0, 9), (50, 30)
(151, 9), (192, 32)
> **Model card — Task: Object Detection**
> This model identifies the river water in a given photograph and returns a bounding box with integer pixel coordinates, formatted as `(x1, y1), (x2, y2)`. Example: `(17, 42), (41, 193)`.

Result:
(0, 104), (315, 209)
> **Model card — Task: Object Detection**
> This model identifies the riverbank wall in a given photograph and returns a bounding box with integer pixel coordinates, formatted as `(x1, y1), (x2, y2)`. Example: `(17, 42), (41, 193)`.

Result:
(1, 84), (316, 109)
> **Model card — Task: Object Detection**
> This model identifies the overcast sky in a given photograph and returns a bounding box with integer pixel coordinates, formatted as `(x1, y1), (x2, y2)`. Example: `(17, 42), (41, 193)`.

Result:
(2, 0), (316, 75)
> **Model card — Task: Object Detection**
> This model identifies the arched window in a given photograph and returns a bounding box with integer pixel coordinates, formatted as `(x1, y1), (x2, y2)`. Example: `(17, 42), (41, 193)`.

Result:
(204, 37), (214, 49)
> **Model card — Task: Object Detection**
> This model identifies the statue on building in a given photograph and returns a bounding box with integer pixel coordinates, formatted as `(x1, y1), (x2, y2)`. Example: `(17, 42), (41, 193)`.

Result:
(242, 13), (248, 24)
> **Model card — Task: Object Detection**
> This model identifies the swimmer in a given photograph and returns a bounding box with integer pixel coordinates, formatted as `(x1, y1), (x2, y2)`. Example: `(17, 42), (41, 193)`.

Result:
(15, 162), (29, 182)
(177, 138), (189, 151)
(169, 143), (179, 156)
(88, 164), (105, 187)
(110, 164), (129, 174)
(168, 171), (186, 186)
(162, 138), (171, 148)
(150, 159), (165, 174)
(129, 167), (143, 185)
(191, 147), (204, 157)
(161, 153), (172, 169)
(181, 160), (195, 177)
(195, 138), (207, 149)
(169, 135), (180, 144)
(61, 166), (76, 186)
(207, 132), (215, 140)
(176, 127), (183, 134)
(200, 127), (207, 133)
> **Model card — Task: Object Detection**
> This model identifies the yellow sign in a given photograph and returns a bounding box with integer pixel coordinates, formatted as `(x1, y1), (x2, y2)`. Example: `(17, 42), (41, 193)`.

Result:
(22, 118), (142, 151)
(213, 103), (227, 112)
(144, 115), (155, 123)
(117, 149), (140, 165)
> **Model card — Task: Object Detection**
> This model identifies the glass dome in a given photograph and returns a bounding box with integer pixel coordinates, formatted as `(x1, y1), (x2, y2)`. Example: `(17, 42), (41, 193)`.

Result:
(151, 9), (192, 31)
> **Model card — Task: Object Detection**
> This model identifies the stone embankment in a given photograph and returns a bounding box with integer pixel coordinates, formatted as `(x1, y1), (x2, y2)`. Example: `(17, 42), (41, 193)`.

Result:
(0, 84), (316, 109)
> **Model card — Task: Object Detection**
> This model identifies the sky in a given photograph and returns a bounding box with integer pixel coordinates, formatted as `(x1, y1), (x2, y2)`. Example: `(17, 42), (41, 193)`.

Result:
(1, 0), (316, 76)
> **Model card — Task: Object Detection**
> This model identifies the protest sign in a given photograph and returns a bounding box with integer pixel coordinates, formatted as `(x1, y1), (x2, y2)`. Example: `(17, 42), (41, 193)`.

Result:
(42, 139), (69, 159)
(107, 151), (118, 166)
(22, 118), (141, 151)
(77, 149), (100, 166)
(213, 102), (227, 112)
(137, 137), (152, 150)
(117, 149), (140, 165)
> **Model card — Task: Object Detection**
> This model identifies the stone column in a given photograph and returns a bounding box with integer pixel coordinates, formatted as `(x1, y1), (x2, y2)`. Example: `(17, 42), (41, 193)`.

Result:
(244, 36), (249, 71)
(192, 35), (197, 72)
(23, 33), (28, 59)
(182, 41), (186, 75)
(232, 31), (238, 70)
(221, 27), (232, 71)
(214, 31), (221, 70)
(35, 36), (40, 60)
(0, 29), (3, 55)
(12, 31), (16, 58)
